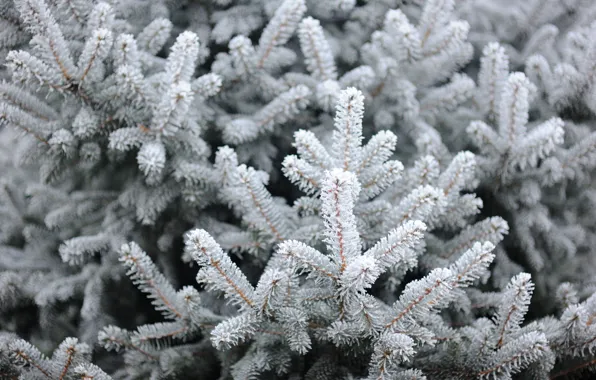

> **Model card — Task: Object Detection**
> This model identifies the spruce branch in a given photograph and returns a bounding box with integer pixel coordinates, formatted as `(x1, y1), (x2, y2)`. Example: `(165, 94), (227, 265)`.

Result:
(119, 242), (186, 321)
(186, 229), (256, 309)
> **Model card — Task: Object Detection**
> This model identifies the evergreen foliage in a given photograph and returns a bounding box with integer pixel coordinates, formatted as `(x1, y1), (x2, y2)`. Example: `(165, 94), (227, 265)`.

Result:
(2, 0), (596, 379)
